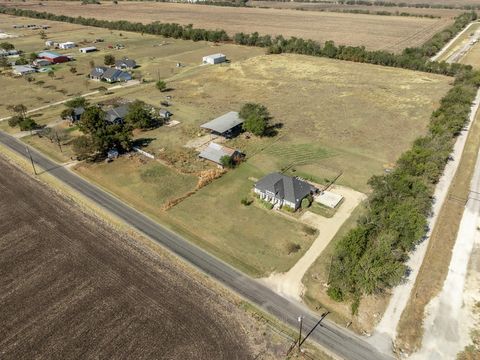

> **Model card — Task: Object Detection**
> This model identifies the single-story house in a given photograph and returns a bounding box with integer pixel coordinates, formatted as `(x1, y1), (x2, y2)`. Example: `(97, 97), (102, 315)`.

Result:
(38, 51), (69, 64)
(89, 66), (108, 81)
(12, 65), (36, 76)
(79, 46), (97, 53)
(202, 53), (226, 65)
(254, 173), (318, 210)
(199, 142), (242, 167)
(200, 111), (243, 138)
(105, 104), (130, 124)
(33, 59), (51, 67)
(58, 41), (76, 49)
(159, 109), (172, 120)
(102, 68), (132, 83)
(115, 58), (136, 70)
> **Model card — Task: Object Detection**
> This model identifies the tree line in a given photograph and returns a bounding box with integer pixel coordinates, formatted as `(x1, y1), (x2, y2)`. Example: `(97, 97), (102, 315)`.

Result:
(327, 67), (480, 313)
(0, 7), (475, 77)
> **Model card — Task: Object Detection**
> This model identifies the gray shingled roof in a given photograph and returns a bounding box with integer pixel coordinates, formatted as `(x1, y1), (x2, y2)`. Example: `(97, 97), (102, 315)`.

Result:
(255, 173), (315, 208)
(105, 104), (130, 123)
(115, 58), (136, 68)
(89, 66), (107, 78)
(200, 111), (243, 134)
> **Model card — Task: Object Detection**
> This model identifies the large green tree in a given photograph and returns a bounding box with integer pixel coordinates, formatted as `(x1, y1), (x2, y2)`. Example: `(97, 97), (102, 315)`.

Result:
(240, 103), (270, 136)
(104, 54), (115, 66)
(125, 100), (157, 129)
(76, 106), (132, 158)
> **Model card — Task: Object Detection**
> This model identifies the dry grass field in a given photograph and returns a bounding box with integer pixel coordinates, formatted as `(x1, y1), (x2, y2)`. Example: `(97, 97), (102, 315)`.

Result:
(0, 154), (288, 359)
(2, 1), (451, 52)
(249, 1), (462, 18)
(0, 13), (263, 118)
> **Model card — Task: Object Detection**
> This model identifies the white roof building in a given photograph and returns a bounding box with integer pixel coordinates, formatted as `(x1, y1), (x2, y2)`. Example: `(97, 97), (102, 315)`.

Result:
(79, 46), (97, 53)
(202, 53), (226, 65)
(58, 41), (76, 49)
(12, 65), (36, 76)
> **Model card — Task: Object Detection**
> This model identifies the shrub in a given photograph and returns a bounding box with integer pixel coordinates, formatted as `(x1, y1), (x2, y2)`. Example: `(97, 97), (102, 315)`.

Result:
(303, 225), (317, 236)
(241, 197), (252, 206)
(301, 197), (311, 209)
(286, 242), (301, 255)
(220, 155), (235, 168)
(259, 199), (274, 210)
(156, 80), (167, 92)
(327, 286), (344, 302)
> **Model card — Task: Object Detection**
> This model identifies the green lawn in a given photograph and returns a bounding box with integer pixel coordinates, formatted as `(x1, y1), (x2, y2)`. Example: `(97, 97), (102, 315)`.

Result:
(168, 162), (318, 276)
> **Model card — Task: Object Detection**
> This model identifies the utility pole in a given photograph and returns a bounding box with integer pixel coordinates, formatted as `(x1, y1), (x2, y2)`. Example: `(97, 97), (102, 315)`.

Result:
(298, 316), (304, 352)
(55, 130), (63, 153)
(25, 146), (37, 175)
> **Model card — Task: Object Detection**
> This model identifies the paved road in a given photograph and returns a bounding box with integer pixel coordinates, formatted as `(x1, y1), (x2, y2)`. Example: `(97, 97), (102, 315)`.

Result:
(0, 131), (392, 360)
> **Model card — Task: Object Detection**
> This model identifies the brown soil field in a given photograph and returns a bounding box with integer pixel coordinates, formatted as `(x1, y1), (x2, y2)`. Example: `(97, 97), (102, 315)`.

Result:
(0, 155), (277, 359)
(2, 1), (451, 52)
(377, 0), (480, 6)
(249, 1), (462, 18)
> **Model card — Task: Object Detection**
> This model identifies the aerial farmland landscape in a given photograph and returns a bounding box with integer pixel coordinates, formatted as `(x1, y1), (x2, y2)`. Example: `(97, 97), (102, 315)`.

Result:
(1, 0), (480, 359)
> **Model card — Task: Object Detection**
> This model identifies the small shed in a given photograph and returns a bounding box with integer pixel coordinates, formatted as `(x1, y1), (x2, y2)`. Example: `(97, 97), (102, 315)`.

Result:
(159, 109), (172, 119)
(79, 46), (97, 53)
(202, 53), (226, 65)
(199, 142), (242, 167)
(107, 149), (119, 159)
(45, 40), (54, 47)
(200, 111), (243, 138)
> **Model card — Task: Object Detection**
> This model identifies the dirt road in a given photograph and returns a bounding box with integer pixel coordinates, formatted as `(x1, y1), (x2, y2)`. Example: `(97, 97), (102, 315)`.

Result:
(370, 89), (480, 350)
(0, 155), (255, 359)
(411, 149), (480, 358)
(261, 185), (366, 302)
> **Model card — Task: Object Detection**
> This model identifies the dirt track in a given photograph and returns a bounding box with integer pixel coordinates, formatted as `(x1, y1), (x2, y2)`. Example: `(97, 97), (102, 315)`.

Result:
(0, 155), (255, 359)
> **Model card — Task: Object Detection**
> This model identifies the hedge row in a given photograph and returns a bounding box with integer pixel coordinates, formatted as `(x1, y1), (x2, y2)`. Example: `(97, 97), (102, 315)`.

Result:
(327, 68), (480, 312)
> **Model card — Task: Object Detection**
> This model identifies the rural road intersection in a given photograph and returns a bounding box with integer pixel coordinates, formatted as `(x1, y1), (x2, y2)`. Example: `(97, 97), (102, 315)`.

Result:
(0, 131), (393, 360)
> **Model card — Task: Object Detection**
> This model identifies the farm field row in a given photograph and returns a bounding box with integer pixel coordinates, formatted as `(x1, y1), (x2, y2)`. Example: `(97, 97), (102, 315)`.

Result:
(0, 0), (451, 52)
(0, 154), (270, 359)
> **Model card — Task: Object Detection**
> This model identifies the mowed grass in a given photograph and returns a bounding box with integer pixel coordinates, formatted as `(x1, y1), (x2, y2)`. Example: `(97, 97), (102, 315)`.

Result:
(6, 1), (451, 52)
(167, 163), (317, 276)
(75, 157), (197, 216)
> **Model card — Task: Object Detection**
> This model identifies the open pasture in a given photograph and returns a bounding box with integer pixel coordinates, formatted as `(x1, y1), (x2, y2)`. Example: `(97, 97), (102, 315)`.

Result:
(2, 1), (451, 52)
(167, 54), (451, 192)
